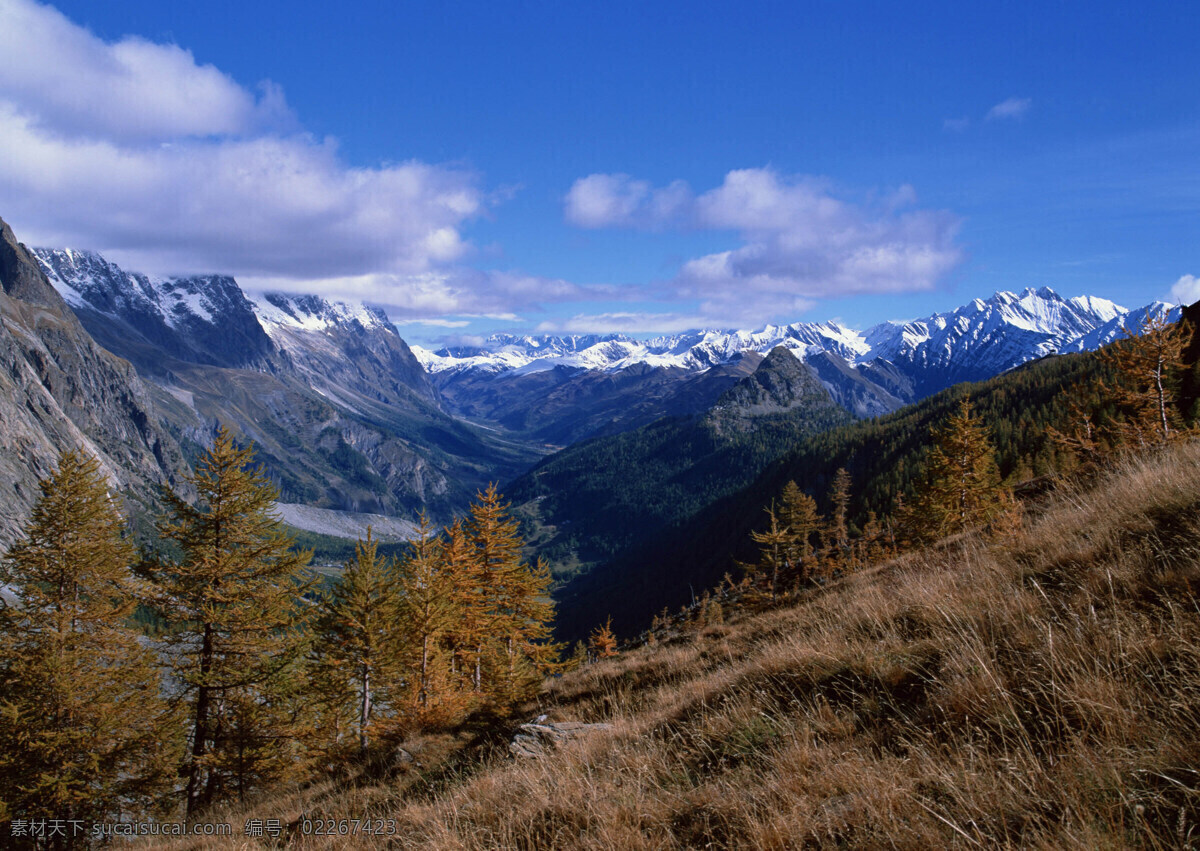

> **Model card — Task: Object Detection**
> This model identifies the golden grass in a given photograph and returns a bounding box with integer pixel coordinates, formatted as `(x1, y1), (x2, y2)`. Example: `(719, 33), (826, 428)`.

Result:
(150, 442), (1200, 849)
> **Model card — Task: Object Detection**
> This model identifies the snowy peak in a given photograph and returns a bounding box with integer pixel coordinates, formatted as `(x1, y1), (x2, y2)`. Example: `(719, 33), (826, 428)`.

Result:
(252, 292), (396, 336)
(1064, 301), (1181, 353)
(35, 247), (252, 332)
(33, 247), (273, 369)
(415, 287), (1131, 383)
(413, 321), (870, 376)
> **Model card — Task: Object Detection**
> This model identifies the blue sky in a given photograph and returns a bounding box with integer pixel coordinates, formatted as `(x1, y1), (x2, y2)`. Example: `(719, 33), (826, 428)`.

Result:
(0, 0), (1196, 343)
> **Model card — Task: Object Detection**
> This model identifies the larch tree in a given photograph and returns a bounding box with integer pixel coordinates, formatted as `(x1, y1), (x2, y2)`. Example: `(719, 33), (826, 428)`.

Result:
(147, 427), (314, 818)
(395, 514), (458, 723)
(1099, 311), (1192, 448)
(779, 480), (820, 583)
(437, 518), (486, 702)
(914, 398), (1008, 540)
(313, 527), (401, 760)
(0, 450), (178, 824)
(827, 468), (853, 568)
(588, 617), (618, 660)
(748, 505), (789, 601)
(464, 484), (558, 707)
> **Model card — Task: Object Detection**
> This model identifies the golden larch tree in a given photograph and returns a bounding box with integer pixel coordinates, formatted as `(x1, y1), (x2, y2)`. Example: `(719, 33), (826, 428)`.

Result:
(0, 450), (179, 824)
(147, 427), (314, 817)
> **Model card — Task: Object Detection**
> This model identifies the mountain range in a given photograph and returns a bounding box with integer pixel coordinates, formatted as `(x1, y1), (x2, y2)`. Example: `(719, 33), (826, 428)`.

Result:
(416, 289), (1174, 434)
(0, 212), (1180, 558)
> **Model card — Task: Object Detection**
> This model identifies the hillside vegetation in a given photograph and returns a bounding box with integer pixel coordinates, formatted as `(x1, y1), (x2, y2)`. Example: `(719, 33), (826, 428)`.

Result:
(508, 347), (851, 583)
(159, 437), (1200, 849)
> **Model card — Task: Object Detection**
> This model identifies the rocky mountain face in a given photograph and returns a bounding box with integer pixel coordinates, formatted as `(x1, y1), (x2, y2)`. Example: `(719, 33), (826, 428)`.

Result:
(35, 248), (275, 373)
(417, 288), (1168, 429)
(710, 345), (836, 419)
(251, 292), (437, 411)
(0, 219), (191, 548)
(27, 242), (540, 527)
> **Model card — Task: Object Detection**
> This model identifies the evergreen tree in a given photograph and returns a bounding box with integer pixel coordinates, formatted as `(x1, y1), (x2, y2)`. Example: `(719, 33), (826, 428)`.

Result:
(313, 528), (401, 759)
(0, 450), (178, 825)
(147, 427), (314, 817)
(913, 398), (1008, 540)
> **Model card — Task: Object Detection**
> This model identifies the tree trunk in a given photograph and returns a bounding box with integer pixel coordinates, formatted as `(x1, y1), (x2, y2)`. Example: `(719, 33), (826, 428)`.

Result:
(359, 661), (371, 758)
(185, 624), (215, 819)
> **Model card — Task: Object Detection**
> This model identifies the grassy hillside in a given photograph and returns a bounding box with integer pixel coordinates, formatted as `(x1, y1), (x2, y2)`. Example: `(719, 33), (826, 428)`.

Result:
(151, 438), (1200, 849)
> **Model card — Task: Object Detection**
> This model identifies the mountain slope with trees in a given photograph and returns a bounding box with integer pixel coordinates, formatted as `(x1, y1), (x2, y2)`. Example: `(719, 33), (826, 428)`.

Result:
(554, 306), (1200, 639)
(505, 347), (852, 582)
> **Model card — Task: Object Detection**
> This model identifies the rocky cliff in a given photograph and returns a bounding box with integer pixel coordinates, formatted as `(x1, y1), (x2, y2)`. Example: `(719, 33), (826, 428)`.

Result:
(0, 218), (190, 548)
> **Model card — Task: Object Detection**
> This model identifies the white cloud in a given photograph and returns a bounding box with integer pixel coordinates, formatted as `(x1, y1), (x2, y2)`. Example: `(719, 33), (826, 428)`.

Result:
(0, 0), (291, 141)
(563, 168), (962, 324)
(564, 173), (691, 228)
(0, 0), (491, 302)
(985, 97), (1032, 121)
(536, 311), (710, 334)
(392, 318), (471, 328)
(242, 268), (584, 321)
(1170, 274), (1200, 305)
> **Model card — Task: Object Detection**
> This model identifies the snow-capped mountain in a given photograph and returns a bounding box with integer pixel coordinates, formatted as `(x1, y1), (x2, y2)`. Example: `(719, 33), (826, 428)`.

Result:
(414, 287), (1170, 426)
(34, 247), (274, 370)
(30, 246), (536, 522)
(414, 288), (1127, 380)
(414, 322), (868, 376)
(1062, 301), (1181, 354)
(251, 291), (437, 407)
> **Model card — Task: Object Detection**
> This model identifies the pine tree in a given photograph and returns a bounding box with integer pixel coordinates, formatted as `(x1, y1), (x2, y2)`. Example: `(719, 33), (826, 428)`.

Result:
(147, 427), (314, 817)
(313, 528), (401, 759)
(914, 398), (1008, 540)
(0, 450), (178, 824)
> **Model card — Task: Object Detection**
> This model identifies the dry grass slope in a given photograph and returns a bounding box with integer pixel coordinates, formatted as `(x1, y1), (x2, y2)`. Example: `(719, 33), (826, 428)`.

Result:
(154, 441), (1200, 850)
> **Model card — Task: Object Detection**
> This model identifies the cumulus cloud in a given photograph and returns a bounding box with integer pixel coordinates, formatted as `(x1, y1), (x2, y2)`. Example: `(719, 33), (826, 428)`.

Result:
(985, 97), (1032, 121)
(1171, 274), (1200, 305)
(562, 168), (962, 325)
(0, 0), (495, 308)
(0, 0), (292, 142)
(563, 173), (692, 229)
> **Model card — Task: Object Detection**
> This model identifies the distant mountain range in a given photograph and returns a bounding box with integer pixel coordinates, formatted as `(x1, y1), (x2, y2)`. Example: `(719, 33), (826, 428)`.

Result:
(416, 288), (1177, 424)
(0, 213), (1180, 556)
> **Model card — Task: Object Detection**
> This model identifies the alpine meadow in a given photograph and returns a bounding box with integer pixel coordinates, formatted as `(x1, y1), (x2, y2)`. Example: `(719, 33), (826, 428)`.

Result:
(1, 1), (1199, 848)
